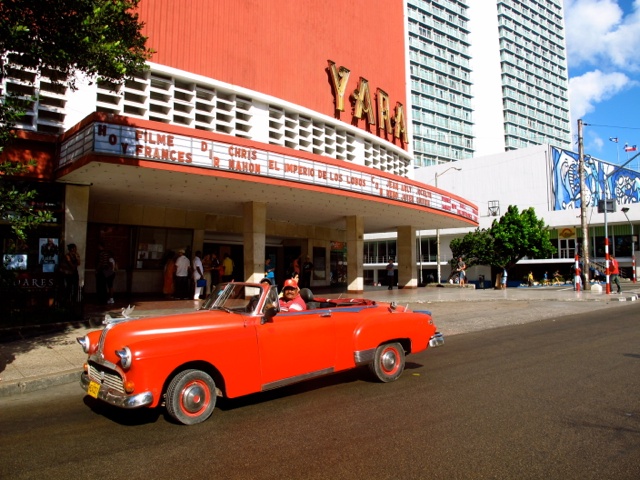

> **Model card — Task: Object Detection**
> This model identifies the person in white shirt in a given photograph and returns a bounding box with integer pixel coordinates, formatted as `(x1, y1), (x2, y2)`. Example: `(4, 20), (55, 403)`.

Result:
(192, 251), (204, 299)
(174, 249), (191, 299)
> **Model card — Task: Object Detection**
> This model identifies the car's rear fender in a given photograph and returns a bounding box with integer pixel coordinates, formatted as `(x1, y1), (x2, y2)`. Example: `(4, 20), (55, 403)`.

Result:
(352, 312), (434, 358)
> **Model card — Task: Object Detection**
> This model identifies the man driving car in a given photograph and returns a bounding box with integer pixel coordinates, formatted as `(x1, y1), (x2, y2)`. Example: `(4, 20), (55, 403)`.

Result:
(278, 278), (307, 312)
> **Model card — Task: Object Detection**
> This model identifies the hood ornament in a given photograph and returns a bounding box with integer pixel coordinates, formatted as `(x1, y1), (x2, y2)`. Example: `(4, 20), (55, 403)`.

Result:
(103, 305), (136, 325)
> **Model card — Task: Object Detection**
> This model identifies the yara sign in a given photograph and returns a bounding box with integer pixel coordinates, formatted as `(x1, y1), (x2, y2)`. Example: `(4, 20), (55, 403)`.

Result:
(327, 60), (408, 144)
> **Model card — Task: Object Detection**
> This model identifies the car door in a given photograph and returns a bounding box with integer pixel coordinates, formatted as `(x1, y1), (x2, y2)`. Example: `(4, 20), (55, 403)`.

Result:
(257, 310), (336, 390)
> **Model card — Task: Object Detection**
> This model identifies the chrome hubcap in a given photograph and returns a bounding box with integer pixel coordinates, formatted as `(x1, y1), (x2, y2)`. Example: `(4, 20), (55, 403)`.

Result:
(182, 383), (207, 413)
(381, 350), (397, 372)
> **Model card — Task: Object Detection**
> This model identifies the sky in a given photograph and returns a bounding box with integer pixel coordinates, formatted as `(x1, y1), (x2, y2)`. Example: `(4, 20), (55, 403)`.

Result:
(564, 0), (640, 166)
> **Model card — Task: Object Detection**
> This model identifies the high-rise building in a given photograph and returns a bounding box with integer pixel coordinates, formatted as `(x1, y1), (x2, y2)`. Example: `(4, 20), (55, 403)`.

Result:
(407, 0), (573, 166)
(407, 0), (474, 167)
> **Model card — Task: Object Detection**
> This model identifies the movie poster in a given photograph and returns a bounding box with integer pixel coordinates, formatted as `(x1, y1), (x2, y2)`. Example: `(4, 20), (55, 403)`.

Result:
(39, 237), (59, 273)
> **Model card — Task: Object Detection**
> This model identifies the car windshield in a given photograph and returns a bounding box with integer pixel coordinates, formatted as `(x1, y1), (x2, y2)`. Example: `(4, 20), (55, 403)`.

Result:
(201, 283), (264, 313)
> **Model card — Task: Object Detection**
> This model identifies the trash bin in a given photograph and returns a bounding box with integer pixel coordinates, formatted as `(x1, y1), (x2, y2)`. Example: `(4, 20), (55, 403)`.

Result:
(478, 274), (485, 290)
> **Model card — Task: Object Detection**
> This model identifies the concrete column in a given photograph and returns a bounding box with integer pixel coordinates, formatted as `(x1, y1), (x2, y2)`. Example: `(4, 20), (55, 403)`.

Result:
(192, 229), (205, 255)
(346, 215), (364, 293)
(64, 184), (90, 288)
(398, 225), (417, 288)
(243, 202), (267, 282)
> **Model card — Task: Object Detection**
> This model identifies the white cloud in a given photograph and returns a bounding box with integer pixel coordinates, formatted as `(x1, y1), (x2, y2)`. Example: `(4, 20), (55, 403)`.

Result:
(569, 70), (631, 119)
(565, 0), (640, 137)
(564, 0), (623, 67)
(564, 0), (640, 70)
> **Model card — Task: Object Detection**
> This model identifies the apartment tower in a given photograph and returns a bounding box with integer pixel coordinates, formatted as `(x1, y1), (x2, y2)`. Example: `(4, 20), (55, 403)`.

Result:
(407, 0), (573, 166)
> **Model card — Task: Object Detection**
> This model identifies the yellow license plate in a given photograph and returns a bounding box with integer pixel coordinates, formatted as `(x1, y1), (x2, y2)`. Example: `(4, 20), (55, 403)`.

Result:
(88, 381), (101, 399)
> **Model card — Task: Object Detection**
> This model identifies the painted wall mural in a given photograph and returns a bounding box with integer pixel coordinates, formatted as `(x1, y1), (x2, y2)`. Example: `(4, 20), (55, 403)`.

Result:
(551, 147), (640, 211)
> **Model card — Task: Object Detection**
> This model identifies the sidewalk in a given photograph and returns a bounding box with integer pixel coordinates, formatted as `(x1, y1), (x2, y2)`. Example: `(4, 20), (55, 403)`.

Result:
(1, 284), (637, 398)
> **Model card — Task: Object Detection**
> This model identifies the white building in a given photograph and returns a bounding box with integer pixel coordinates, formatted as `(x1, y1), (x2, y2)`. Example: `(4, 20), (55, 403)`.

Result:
(365, 145), (640, 286)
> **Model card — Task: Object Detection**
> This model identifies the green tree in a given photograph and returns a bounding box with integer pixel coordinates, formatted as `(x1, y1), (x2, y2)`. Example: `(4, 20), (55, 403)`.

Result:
(0, 0), (152, 239)
(450, 205), (556, 270)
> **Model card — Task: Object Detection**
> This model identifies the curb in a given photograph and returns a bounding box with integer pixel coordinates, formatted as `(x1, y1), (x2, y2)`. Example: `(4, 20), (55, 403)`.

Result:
(0, 369), (81, 398)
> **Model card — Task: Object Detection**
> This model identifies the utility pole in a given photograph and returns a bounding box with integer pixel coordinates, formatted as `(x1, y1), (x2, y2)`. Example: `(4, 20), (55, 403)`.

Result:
(578, 119), (591, 290)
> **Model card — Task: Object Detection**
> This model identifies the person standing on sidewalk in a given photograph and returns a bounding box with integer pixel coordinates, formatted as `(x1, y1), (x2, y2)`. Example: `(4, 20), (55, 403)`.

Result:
(501, 267), (508, 289)
(457, 257), (466, 287)
(301, 255), (313, 289)
(96, 242), (116, 304)
(60, 243), (81, 306)
(610, 255), (621, 294)
(222, 253), (234, 282)
(192, 251), (205, 299)
(386, 259), (395, 290)
(202, 253), (213, 296)
(174, 249), (191, 299)
(265, 257), (276, 285)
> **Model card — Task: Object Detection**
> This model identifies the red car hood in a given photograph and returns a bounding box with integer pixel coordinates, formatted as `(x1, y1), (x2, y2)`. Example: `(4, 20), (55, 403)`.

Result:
(97, 309), (246, 360)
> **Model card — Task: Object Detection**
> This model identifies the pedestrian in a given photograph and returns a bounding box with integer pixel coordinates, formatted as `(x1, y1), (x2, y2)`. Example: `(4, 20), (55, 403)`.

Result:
(192, 250), (205, 299)
(293, 255), (301, 276)
(163, 250), (176, 298)
(59, 243), (80, 306)
(501, 267), (508, 289)
(301, 255), (313, 289)
(174, 249), (191, 299)
(222, 253), (234, 282)
(457, 257), (466, 287)
(210, 253), (221, 286)
(202, 253), (213, 295)
(265, 257), (276, 285)
(610, 255), (621, 294)
(386, 259), (395, 290)
(96, 242), (117, 304)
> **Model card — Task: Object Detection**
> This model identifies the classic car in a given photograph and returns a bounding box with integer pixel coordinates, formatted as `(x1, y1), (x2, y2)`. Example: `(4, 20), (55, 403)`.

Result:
(77, 282), (444, 425)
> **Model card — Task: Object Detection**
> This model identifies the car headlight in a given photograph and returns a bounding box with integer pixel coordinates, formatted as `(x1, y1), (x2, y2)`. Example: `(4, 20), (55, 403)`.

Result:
(115, 346), (133, 369)
(77, 335), (91, 353)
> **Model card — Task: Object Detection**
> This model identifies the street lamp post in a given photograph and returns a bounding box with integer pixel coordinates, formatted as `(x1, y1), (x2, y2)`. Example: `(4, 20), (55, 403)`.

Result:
(435, 166), (461, 284)
(622, 207), (636, 283)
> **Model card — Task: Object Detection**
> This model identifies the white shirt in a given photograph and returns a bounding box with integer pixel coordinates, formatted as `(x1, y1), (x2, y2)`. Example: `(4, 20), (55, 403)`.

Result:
(175, 255), (190, 277)
(192, 256), (203, 280)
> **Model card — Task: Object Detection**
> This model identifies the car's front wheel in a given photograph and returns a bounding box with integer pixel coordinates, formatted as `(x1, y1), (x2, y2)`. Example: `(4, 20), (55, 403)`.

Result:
(166, 369), (217, 425)
(369, 342), (405, 382)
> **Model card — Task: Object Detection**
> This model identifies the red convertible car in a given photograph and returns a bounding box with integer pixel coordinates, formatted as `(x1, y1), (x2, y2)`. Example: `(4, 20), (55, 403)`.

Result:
(78, 282), (444, 425)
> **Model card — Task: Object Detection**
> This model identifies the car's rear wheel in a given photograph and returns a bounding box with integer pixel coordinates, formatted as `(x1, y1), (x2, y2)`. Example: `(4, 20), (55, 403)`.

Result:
(369, 342), (405, 382)
(166, 369), (216, 425)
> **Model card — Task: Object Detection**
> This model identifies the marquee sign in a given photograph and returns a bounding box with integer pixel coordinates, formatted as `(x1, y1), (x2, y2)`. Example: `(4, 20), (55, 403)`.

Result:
(59, 122), (478, 223)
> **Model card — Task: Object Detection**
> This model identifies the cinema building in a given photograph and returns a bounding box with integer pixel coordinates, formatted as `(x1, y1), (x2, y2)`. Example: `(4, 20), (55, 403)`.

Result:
(0, 1), (477, 305)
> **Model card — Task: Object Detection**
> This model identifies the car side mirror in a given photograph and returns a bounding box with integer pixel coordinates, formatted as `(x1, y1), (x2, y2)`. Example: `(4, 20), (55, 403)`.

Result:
(261, 303), (279, 324)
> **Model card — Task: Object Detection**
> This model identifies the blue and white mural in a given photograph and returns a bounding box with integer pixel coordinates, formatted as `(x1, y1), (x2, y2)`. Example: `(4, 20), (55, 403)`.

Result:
(551, 147), (640, 211)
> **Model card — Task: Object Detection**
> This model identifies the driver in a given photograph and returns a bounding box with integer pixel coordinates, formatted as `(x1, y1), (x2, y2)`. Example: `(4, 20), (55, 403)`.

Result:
(278, 279), (307, 312)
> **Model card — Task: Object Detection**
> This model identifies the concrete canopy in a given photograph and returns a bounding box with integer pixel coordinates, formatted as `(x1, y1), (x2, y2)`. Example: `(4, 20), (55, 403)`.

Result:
(55, 115), (478, 234)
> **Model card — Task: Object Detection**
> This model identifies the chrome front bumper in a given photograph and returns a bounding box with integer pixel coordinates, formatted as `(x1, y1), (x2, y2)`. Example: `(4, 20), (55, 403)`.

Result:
(429, 332), (445, 348)
(80, 372), (154, 409)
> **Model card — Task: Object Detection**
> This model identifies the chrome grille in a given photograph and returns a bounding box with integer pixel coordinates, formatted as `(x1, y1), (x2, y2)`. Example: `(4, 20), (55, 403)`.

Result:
(88, 363), (125, 394)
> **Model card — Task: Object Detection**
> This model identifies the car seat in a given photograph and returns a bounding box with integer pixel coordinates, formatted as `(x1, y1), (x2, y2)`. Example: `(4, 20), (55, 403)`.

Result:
(299, 288), (320, 310)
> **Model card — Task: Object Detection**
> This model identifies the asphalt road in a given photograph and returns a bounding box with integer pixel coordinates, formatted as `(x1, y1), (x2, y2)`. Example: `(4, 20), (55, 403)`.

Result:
(1, 303), (639, 480)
